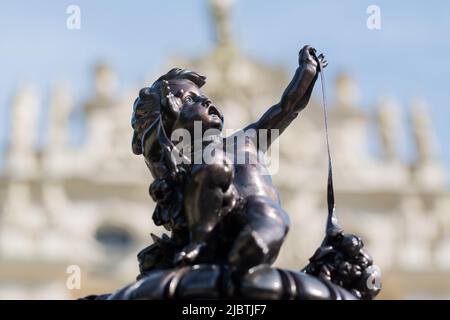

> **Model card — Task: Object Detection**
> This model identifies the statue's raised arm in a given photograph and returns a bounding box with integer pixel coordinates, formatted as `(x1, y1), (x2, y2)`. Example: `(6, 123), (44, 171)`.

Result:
(244, 45), (327, 150)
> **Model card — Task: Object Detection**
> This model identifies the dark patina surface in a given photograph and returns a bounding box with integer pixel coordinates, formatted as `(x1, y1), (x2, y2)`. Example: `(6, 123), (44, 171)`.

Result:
(83, 46), (381, 300)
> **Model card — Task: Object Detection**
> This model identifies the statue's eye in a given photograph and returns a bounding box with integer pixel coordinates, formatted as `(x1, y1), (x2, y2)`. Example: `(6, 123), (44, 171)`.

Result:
(184, 96), (194, 104)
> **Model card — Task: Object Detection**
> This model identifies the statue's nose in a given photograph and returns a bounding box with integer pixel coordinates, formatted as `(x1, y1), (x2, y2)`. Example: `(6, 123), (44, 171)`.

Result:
(201, 97), (212, 107)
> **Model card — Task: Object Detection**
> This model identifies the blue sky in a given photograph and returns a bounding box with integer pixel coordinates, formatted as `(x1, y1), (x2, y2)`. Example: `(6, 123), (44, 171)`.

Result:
(0, 0), (449, 176)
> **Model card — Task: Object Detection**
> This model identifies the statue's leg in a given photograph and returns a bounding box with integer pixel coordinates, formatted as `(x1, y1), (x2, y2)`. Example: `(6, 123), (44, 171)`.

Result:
(228, 195), (290, 274)
(184, 155), (234, 243)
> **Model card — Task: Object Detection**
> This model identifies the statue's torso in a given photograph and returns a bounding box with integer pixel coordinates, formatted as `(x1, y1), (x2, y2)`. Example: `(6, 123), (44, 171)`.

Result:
(221, 135), (280, 204)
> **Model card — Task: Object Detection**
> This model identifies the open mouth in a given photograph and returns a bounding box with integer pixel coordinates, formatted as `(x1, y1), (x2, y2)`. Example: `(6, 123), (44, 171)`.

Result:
(207, 105), (223, 122)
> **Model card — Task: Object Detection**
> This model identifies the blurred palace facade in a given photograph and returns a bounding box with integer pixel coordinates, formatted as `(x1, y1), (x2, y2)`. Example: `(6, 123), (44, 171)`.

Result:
(0, 0), (449, 299)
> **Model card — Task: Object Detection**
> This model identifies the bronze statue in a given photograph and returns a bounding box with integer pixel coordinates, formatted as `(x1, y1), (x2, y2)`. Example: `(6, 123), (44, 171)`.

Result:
(84, 45), (381, 300)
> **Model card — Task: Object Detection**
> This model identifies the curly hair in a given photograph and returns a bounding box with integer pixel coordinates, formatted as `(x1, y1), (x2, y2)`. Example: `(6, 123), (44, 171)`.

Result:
(131, 68), (206, 231)
(131, 68), (206, 155)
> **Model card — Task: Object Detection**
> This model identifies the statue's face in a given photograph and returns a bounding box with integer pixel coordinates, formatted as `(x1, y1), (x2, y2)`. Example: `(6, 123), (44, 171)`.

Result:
(168, 79), (223, 134)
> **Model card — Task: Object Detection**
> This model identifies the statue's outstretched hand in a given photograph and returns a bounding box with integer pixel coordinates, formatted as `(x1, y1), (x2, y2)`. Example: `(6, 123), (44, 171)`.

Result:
(298, 45), (328, 71)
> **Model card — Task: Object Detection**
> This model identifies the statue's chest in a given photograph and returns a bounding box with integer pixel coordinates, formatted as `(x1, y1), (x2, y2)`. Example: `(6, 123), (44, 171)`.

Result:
(224, 136), (260, 166)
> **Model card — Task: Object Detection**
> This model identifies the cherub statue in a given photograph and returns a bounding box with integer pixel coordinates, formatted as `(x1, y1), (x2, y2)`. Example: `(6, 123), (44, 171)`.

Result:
(132, 45), (324, 274)
(84, 45), (380, 300)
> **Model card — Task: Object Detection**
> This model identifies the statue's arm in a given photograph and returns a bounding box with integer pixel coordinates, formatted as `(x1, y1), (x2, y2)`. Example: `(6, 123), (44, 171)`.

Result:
(243, 46), (326, 150)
